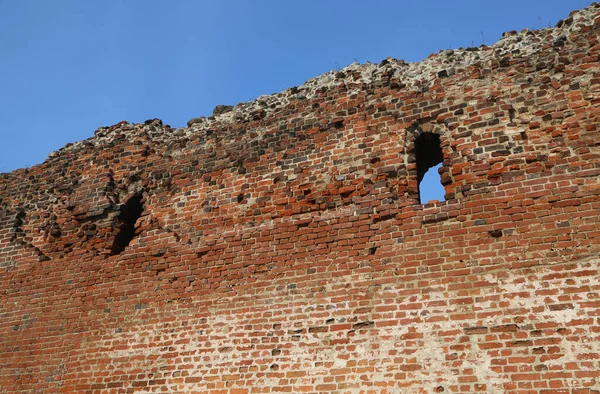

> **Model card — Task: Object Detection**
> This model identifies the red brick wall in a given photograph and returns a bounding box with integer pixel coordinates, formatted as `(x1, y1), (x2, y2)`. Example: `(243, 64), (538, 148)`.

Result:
(1, 4), (600, 393)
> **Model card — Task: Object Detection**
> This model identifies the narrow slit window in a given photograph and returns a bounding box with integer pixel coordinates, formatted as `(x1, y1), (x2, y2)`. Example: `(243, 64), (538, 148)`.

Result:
(110, 193), (144, 255)
(415, 132), (445, 204)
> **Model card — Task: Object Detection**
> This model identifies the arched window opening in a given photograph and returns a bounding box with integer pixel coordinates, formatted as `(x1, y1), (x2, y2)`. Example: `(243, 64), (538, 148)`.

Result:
(110, 193), (144, 255)
(420, 163), (445, 203)
(415, 132), (445, 204)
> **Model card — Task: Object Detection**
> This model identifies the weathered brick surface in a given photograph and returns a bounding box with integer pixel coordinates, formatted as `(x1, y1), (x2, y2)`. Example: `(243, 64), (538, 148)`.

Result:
(1, 4), (600, 393)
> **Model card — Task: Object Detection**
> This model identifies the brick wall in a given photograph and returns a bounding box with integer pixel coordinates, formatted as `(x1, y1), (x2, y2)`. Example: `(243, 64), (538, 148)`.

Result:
(1, 4), (599, 393)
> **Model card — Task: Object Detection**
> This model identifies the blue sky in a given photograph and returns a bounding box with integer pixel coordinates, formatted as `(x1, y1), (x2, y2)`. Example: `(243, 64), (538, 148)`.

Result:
(0, 0), (593, 200)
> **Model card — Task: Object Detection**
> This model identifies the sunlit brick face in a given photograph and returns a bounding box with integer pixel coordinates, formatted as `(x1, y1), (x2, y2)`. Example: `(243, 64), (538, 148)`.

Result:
(1, 4), (599, 393)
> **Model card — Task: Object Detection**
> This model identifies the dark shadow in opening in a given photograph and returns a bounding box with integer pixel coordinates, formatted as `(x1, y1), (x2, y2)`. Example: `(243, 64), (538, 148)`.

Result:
(415, 132), (444, 204)
(110, 193), (144, 255)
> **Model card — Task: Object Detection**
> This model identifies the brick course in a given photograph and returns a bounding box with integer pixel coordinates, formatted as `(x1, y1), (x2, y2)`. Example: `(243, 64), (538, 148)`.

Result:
(1, 4), (600, 393)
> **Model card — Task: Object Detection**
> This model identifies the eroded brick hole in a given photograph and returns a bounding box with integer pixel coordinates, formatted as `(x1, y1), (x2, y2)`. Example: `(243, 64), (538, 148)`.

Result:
(415, 132), (444, 204)
(110, 192), (144, 255)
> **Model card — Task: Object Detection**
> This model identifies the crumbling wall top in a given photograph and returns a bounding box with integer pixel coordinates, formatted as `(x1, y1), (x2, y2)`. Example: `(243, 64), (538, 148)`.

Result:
(20, 2), (598, 170)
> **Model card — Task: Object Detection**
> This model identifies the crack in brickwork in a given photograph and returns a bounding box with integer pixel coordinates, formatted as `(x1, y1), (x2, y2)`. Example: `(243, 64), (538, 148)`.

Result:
(110, 192), (144, 255)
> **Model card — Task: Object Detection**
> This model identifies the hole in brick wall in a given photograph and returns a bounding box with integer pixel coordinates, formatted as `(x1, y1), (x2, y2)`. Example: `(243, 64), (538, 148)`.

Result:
(237, 193), (244, 203)
(415, 132), (445, 204)
(110, 193), (144, 255)
(489, 229), (503, 238)
(421, 163), (444, 203)
(332, 120), (344, 129)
